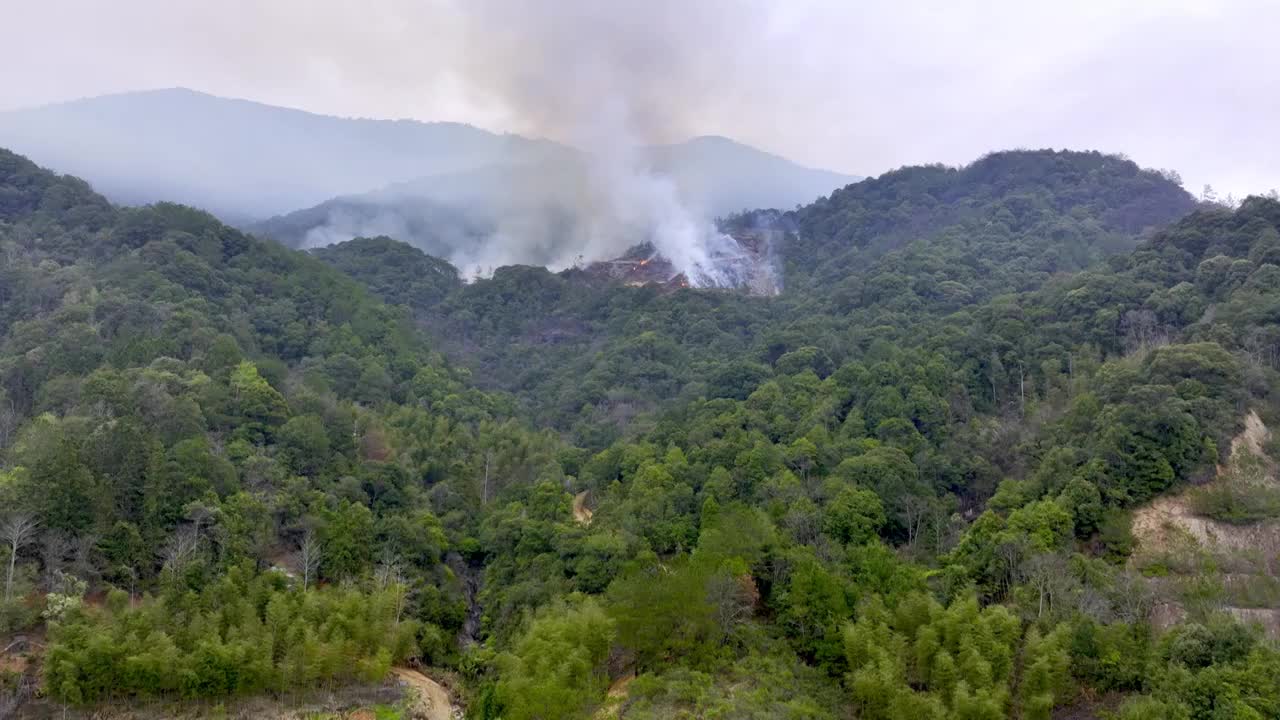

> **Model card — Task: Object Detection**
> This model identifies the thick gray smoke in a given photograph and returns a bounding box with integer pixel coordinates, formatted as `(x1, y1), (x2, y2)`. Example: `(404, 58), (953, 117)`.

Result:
(440, 0), (779, 286)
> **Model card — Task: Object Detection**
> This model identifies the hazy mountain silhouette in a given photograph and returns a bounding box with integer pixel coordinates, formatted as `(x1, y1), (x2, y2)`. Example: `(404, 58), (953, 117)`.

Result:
(0, 88), (551, 222)
(0, 89), (859, 231)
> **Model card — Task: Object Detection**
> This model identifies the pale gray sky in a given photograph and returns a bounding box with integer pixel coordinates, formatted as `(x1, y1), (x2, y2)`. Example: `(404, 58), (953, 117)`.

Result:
(2, 0), (1277, 197)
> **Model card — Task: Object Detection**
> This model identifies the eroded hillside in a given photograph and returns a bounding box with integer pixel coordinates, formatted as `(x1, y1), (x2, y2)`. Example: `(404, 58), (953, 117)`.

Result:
(1132, 411), (1280, 635)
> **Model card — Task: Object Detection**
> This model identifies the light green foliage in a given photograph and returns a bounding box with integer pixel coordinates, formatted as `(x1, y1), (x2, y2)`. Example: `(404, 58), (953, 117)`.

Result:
(42, 571), (87, 623)
(494, 596), (614, 720)
(622, 644), (843, 720)
(1005, 500), (1074, 552)
(228, 361), (289, 442)
(606, 556), (723, 671)
(43, 567), (421, 703)
(1111, 696), (1191, 720)
(277, 414), (332, 475)
(1056, 477), (1104, 537)
(843, 594), (1067, 719)
(773, 551), (851, 670)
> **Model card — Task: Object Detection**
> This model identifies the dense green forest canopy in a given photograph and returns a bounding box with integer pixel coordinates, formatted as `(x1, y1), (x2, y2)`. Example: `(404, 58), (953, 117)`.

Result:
(315, 150), (1202, 448)
(3, 146), (1280, 719)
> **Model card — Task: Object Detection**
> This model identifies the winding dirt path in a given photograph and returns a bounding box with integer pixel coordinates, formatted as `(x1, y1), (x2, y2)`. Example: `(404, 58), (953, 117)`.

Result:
(573, 490), (594, 524)
(591, 674), (634, 719)
(391, 667), (457, 720)
(1232, 410), (1270, 460)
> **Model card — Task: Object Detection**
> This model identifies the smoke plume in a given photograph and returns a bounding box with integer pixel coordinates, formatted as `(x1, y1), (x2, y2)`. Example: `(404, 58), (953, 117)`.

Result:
(437, 0), (780, 285)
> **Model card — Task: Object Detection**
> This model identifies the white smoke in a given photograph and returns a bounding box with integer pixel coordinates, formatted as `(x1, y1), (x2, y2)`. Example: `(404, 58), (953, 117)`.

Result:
(303, 206), (411, 249)
(434, 0), (774, 287)
(292, 132), (777, 287)
(541, 98), (736, 286)
(287, 1), (791, 286)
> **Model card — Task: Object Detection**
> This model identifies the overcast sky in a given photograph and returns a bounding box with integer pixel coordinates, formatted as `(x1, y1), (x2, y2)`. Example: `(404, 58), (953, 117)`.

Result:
(2, 0), (1277, 198)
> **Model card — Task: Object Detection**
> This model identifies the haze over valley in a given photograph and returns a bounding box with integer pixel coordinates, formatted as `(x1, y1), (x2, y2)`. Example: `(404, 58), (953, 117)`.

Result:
(0, 88), (859, 283)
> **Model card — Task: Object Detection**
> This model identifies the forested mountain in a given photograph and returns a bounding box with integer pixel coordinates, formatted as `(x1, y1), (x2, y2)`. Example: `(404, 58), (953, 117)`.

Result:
(4, 146), (1280, 719)
(312, 151), (1197, 445)
(782, 149), (1196, 289)
(0, 147), (557, 711)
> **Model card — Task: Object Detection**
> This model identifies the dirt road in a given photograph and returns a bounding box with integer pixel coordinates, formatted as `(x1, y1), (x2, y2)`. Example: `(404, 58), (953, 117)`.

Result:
(391, 668), (457, 720)
(573, 490), (593, 524)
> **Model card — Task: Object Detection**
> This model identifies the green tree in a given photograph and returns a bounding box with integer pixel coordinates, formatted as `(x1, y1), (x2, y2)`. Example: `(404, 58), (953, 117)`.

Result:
(823, 485), (886, 545)
(495, 597), (615, 720)
(322, 501), (375, 581)
(228, 361), (288, 442)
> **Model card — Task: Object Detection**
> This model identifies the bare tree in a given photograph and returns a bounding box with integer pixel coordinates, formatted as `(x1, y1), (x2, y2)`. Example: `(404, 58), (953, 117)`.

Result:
(299, 528), (323, 590)
(69, 533), (100, 586)
(901, 495), (930, 550)
(481, 447), (496, 505)
(2, 513), (38, 602)
(374, 547), (403, 590)
(40, 531), (72, 590)
(374, 548), (408, 620)
(928, 505), (964, 556)
(120, 564), (139, 602)
(995, 537), (1027, 596)
(1022, 553), (1077, 620)
(185, 502), (217, 543)
(0, 397), (18, 452)
(160, 526), (200, 575)
(1110, 568), (1157, 624)
(706, 571), (759, 645)
(989, 351), (1003, 406)
(782, 501), (821, 546)
(1017, 360), (1027, 418)
(1121, 309), (1163, 354)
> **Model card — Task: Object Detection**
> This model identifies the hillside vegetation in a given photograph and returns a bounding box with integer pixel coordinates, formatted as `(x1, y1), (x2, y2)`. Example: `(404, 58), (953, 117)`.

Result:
(320, 151), (1201, 447)
(3, 147), (1280, 719)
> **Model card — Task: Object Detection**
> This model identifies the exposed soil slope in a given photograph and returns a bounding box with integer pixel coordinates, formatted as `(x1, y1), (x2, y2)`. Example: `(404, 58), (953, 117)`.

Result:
(1131, 410), (1280, 635)
(391, 667), (458, 720)
(573, 490), (594, 525)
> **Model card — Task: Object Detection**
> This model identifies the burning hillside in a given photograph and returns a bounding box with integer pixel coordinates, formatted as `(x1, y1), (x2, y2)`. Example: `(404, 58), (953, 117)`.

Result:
(579, 224), (784, 296)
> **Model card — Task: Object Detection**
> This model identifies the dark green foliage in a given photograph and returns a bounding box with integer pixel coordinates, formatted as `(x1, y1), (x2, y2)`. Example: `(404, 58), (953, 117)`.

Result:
(784, 149), (1195, 292)
(310, 235), (462, 311)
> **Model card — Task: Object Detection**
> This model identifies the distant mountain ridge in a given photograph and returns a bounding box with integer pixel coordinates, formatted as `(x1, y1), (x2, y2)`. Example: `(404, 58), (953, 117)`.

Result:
(0, 89), (860, 231)
(0, 88), (557, 222)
